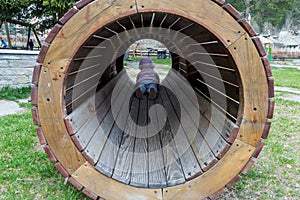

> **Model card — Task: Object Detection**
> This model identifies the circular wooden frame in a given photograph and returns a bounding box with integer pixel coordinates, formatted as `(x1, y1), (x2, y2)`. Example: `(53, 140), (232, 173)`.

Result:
(31, 0), (274, 199)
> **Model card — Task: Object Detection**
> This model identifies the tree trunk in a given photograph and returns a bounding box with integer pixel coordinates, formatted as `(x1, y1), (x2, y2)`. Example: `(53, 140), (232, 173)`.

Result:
(244, 0), (251, 23)
(4, 21), (12, 49)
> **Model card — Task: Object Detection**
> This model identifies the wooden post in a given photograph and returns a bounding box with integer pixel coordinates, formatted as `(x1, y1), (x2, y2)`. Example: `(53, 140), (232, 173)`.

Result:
(26, 26), (31, 50)
(33, 28), (42, 48)
(4, 21), (12, 49)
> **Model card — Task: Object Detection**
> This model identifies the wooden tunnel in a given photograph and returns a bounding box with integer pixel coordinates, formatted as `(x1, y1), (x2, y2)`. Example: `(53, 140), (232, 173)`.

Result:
(31, 0), (275, 199)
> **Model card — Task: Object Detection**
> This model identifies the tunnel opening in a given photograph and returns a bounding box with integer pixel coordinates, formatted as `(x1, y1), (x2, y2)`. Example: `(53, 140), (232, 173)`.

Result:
(123, 39), (172, 83)
(63, 12), (241, 189)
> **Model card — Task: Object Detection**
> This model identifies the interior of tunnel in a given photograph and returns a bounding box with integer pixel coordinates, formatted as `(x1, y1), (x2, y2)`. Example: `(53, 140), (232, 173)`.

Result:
(64, 12), (242, 189)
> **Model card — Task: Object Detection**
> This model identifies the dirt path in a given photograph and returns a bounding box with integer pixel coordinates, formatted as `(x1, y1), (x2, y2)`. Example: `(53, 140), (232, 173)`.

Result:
(275, 86), (300, 102)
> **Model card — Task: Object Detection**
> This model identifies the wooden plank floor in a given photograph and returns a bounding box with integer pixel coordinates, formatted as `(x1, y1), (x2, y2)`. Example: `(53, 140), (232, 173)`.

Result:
(67, 72), (238, 188)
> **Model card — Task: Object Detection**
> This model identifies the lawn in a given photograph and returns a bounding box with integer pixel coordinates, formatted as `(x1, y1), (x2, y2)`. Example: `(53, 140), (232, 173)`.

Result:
(0, 67), (299, 199)
(271, 67), (300, 89)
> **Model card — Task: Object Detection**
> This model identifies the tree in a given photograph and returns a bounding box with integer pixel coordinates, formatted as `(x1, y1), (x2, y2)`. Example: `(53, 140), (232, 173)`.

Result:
(226, 0), (300, 33)
(0, 0), (77, 32)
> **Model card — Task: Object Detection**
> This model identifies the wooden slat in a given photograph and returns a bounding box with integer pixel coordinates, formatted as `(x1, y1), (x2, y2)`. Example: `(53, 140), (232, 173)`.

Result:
(37, 70), (85, 173)
(156, 92), (185, 186)
(147, 98), (167, 188)
(72, 91), (112, 152)
(55, 162), (69, 178)
(95, 83), (134, 177)
(226, 175), (241, 189)
(66, 71), (124, 133)
(228, 34), (268, 147)
(76, 0), (95, 9)
(261, 120), (271, 139)
(59, 7), (79, 25)
(31, 86), (38, 106)
(43, 145), (57, 162)
(252, 37), (267, 57)
(262, 56), (273, 77)
(31, 107), (40, 125)
(268, 78), (275, 98)
(238, 18), (257, 37)
(267, 100), (275, 119)
(136, 0), (246, 47)
(252, 141), (265, 158)
(36, 44), (49, 64)
(163, 140), (255, 199)
(36, 127), (46, 145)
(82, 188), (98, 200)
(130, 97), (149, 187)
(166, 71), (232, 158)
(222, 4), (241, 20)
(72, 162), (163, 200)
(32, 65), (41, 85)
(164, 76), (217, 171)
(112, 95), (139, 184)
(85, 76), (133, 165)
(160, 86), (202, 180)
(45, 24), (63, 44)
(68, 177), (83, 190)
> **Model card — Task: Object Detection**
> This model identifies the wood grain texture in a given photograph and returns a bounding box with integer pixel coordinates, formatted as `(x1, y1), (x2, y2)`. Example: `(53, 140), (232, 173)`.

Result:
(37, 69), (85, 173)
(73, 162), (163, 200)
(112, 94), (139, 184)
(45, 24), (63, 44)
(136, 0), (245, 47)
(147, 99), (167, 188)
(160, 86), (202, 180)
(238, 19), (257, 37)
(32, 65), (41, 85)
(130, 97), (149, 187)
(222, 4), (241, 20)
(42, 0), (137, 73)
(155, 92), (186, 186)
(163, 140), (255, 199)
(96, 81), (134, 177)
(228, 34), (269, 147)
(76, 0), (95, 9)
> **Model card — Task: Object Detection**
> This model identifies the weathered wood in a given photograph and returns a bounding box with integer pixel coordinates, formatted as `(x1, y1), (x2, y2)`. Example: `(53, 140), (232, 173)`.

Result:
(32, 65), (42, 85)
(222, 4), (241, 20)
(76, 0), (95, 9)
(55, 162), (69, 178)
(36, 44), (49, 64)
(112, 94), (139, 184)
(95, 82), (134, 177)
(150, 92), (186, 187)
(267, 100), (275, 119)
(164, 75), (217, 170)
(160, 86), (202, 180)
(147, 98), (168, 188)
(238, 18), (257, 37)
(252, 141), (265, 159)
(36, 127), (46, 145)
(228, 34), (269, 147)
(163, 140), (255, 199)
(130, 97), (149, 187)
(85, 76), (132, 165)
(73, 162), (163, 200)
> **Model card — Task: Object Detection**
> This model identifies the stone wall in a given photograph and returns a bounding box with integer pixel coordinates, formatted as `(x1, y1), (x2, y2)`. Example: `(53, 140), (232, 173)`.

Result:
(0, 54), (38, 88)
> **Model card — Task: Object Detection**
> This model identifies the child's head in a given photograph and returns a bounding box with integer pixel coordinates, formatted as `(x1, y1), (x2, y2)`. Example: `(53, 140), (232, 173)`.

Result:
(139, 57), (155, 70)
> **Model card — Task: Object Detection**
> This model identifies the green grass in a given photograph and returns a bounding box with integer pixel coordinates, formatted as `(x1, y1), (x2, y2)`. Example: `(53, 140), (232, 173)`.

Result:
(0, 87), (31, 101)
(0, 105), (89, 200)
(271, 67), (300, 89)
(125, 56), (172, 66)
(224, 98), (300, 199)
